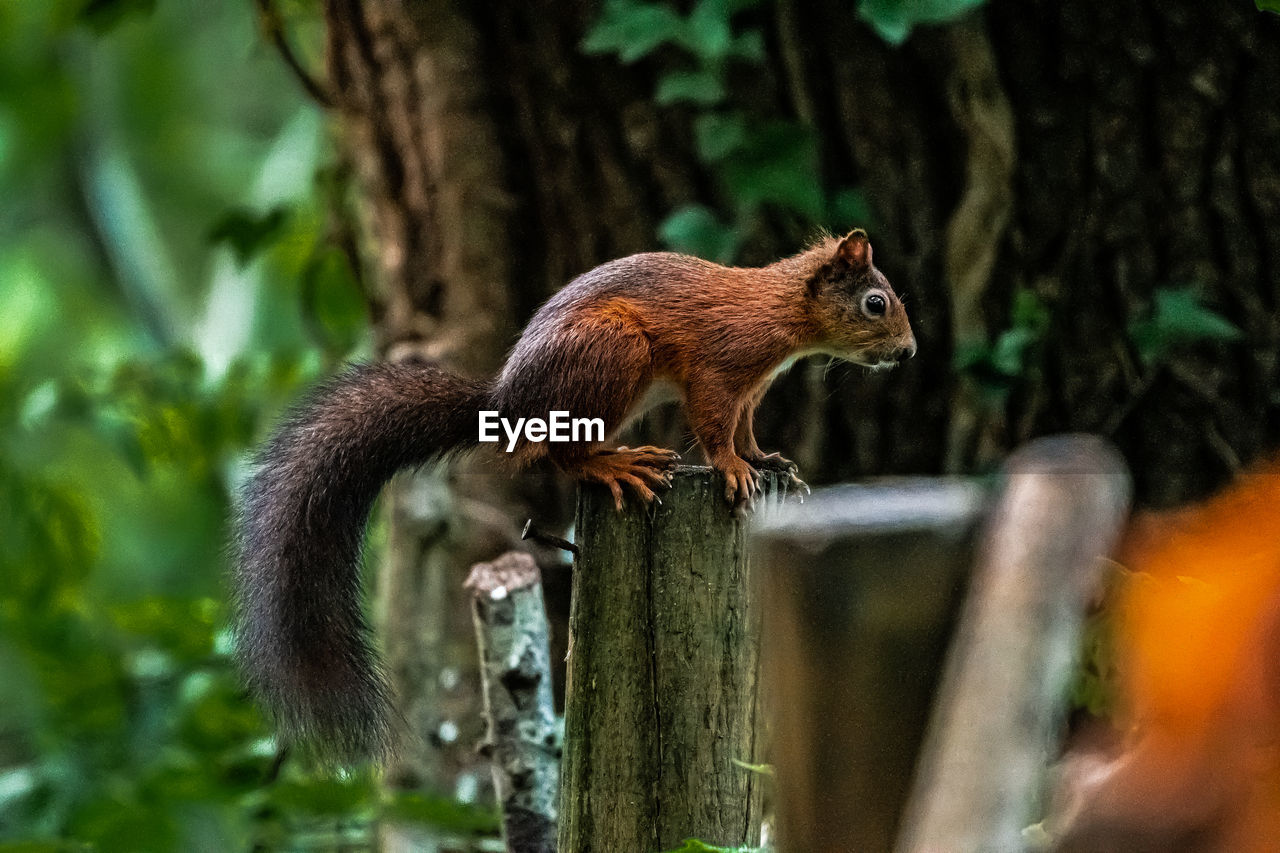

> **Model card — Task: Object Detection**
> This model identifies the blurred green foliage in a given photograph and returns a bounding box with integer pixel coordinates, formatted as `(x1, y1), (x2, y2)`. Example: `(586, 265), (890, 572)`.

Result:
(1128, 286), (1242, 366)
(0, 1), (501, 849)
(585, 0), (985, 261)
(955, 283), (1243, 407)
(585, 0), (879, 262)
(857, 0), (986, 44)
(954, 290), (1050, 401)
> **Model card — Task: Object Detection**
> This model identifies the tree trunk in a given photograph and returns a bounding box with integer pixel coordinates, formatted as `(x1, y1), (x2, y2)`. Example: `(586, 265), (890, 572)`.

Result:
(332, 0), (1280, 511)
(324, 0), (520, 814)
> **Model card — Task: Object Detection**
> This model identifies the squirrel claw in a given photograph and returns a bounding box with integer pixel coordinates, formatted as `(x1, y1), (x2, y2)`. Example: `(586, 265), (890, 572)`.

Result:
(745, 453), (808, 498)
(719, 457), (761, 512)
(789, 474), (811, 496)
(577, 446), (680, 510)
(748, 452), (799, 475)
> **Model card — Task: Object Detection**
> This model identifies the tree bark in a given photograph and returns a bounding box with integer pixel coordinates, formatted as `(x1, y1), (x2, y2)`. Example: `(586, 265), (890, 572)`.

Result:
(325, 0), (519, 815)
(467, 552), (559, 853)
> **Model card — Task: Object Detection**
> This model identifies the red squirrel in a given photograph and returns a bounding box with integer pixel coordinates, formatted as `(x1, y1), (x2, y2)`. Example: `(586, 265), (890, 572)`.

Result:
(234, 229), (915, 760)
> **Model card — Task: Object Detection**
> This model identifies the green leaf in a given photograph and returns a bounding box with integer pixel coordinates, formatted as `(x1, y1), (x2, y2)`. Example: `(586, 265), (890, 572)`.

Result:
(952, 290), (1048, 394)
(694, 112), (749, 161)
(858, 0), (987, 46)
(683, 0), (734, 59)
(989, 326), (1037, 377)
(94, 414), (151, 479)
(655, 70), (727, 105)
(266, 776), (377, 817)
(582, 2), (686, 63)
(1010, 288), (1050, 335)
(659, 205), (741, 262)
(300, 247), (367, 355)
(1128, 286), (1243, 364)
(729, 30), (766, 61)
(109, 596), (218, 661)
(719, 122), (825, 219)
(207, 206), (290, 268)
(1257, 0), (1280, 13)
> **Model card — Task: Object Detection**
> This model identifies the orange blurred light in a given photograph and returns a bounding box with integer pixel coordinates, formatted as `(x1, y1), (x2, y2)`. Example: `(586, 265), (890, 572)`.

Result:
(1054, 460), (1280, 852)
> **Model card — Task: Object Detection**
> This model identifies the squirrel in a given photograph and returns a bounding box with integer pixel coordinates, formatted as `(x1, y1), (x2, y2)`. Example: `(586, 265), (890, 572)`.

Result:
(234, 229), (915, 762)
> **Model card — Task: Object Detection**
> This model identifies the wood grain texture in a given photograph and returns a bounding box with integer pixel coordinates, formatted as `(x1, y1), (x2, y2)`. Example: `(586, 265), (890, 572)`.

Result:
(558, 467), (774, 852)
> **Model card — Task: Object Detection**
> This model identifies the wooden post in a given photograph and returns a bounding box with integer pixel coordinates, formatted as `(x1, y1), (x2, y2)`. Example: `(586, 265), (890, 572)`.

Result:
(557, 467), (770, 853)
(466, 552), (559, 853)
(753, 480), (988, 853)
(896, 435), (1130, 853)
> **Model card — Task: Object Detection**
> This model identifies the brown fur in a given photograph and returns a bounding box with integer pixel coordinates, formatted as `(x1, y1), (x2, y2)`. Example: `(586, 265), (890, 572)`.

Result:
(494, 229), (915, 505)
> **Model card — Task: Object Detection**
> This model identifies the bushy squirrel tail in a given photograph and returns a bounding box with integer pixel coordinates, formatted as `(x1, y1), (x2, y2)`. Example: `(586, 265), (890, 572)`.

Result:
(233, 361), (489, 762)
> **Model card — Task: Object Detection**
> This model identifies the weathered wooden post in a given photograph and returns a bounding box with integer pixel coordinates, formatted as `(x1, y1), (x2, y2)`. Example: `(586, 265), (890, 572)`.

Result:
(896, 436), (1130, 853)
(557, 467), (771, 852)
(753, 480), (988, 853)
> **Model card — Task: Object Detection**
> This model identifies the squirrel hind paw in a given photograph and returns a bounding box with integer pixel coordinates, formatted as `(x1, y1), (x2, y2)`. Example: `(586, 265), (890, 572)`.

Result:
(573, 446), (679, 510)
(746, 451), (799, 475)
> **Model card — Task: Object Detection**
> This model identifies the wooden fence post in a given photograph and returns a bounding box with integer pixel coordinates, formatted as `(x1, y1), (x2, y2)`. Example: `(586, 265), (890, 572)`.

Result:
(896, 435), (1130, 853)
(557, 467), (771, 853)
(753, 480), (988, 853)
(467, 552), (560, 853)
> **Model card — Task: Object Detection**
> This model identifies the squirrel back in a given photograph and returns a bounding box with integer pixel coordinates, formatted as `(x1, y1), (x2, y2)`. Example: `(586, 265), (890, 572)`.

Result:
(234, 361), (489, 761)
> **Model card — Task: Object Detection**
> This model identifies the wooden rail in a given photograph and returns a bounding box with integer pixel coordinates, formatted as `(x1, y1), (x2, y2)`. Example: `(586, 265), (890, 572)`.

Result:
(754, 478), (987, 852)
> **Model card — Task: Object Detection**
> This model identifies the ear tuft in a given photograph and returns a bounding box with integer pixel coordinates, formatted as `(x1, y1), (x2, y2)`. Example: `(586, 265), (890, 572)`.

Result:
(834, 229), (872, 269)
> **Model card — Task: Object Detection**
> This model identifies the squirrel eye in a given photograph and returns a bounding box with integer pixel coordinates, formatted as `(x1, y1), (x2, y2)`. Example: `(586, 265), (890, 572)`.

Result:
(862, 292), (887, 318)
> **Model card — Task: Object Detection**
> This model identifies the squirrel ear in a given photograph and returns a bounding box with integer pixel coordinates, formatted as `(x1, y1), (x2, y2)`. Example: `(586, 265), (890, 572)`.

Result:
(834, 229), (872, 269)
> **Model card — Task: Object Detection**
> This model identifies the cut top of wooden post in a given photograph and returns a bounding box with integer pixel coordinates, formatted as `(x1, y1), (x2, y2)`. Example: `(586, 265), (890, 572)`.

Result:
(465, 549), (543, 598)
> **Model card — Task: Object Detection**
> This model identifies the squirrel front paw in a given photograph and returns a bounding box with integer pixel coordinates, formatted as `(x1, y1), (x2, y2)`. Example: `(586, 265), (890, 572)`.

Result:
(744, 451), (810, 497)
(718, 456), (762, 511)
(745, 451), (797, 474)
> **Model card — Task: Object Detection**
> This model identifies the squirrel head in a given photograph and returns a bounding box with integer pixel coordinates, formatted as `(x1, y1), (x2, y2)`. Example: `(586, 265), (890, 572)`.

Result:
(806, 229), (916, 369)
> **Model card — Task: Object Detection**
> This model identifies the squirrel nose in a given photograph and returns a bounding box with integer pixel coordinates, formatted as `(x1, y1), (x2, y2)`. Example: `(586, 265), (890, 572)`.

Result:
(894, 338), (917, 362)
